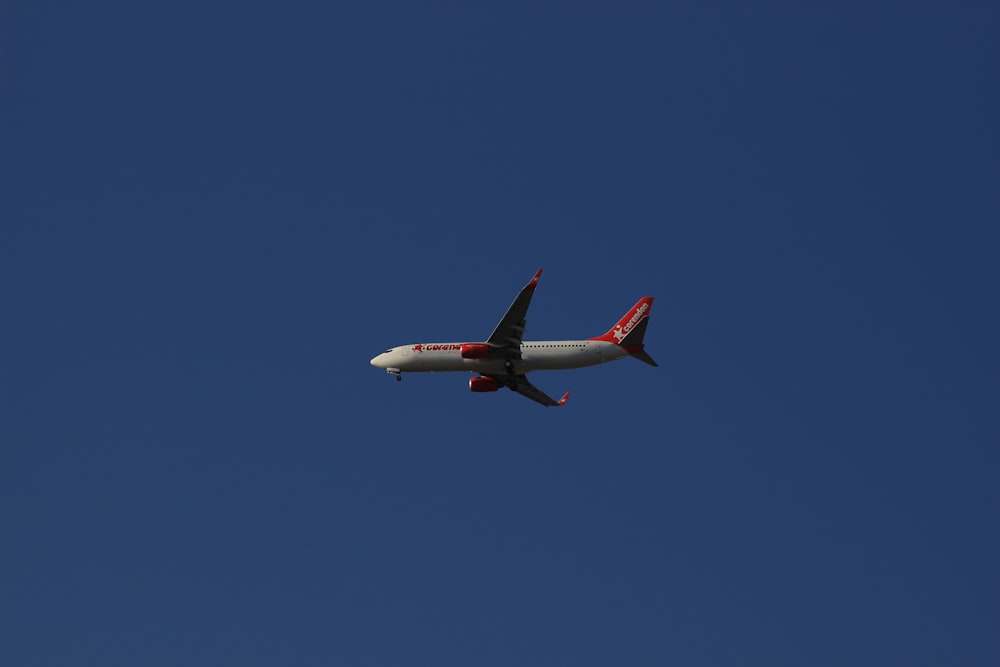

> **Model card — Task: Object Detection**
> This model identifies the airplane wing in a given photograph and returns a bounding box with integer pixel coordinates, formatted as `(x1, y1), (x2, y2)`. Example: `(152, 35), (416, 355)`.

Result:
(486, 268), (543, 356)
(483, 270), (569, 406)
(484, 373), (570, 408)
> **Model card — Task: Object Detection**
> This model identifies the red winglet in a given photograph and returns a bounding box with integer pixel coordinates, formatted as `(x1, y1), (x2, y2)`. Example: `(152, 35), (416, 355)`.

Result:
(557, 391), (570, 406)
(526, 268), (543, 290)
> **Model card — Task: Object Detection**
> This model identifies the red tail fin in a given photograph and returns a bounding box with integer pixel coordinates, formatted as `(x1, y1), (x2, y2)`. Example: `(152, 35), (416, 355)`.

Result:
(589, 297), (658, 366)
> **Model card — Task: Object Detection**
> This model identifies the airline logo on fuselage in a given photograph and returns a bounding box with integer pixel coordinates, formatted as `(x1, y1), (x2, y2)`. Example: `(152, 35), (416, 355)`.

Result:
(613, 302), (649, 341)
(412, 344), (461, 352)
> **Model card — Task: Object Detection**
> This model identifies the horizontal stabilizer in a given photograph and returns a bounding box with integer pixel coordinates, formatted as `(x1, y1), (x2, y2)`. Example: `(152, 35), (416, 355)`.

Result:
(631, 349), (658, 367)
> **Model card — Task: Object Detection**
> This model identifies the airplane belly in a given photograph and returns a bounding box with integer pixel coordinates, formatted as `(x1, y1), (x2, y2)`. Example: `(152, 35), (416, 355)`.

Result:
(522, 348), (593, 371)
(428, 353), (468, 371)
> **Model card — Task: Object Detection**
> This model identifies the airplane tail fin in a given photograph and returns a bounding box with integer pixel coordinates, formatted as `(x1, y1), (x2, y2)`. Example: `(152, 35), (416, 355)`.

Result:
(589, 297), (658, 367)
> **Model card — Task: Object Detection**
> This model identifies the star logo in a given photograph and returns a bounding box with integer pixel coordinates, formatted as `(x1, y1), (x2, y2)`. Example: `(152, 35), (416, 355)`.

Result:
(412, 344), (424, 352)
(612, 325), (626, 341)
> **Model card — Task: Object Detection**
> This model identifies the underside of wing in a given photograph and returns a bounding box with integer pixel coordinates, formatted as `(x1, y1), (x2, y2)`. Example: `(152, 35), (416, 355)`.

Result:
(486, 268), (543, 357)
(484, 373), (570, 407)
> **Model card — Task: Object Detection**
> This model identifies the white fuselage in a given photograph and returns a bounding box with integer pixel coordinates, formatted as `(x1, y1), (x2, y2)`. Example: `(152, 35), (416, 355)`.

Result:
(370, 340), (628, 375)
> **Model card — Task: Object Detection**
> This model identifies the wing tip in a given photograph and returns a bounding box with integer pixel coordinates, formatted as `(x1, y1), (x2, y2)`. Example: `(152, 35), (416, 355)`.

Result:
(527, 268), (543, 290)
(557, 391), (570, 406)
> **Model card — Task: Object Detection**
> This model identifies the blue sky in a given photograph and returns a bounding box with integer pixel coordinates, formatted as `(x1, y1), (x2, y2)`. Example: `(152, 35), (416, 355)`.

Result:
(2, 2), (998, 665)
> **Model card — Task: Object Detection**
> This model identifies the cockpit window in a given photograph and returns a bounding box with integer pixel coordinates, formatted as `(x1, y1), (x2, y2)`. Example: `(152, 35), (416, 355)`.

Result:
(384, 349), (393, 354)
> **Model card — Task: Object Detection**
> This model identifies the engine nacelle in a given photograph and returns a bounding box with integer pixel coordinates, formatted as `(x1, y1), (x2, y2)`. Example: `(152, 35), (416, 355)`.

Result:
(469, 376), (499, 393)
(460, 343), (491, 359)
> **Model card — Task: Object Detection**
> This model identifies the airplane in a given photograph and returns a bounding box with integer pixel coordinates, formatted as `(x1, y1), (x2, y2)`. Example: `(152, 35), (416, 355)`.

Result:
(369, 269), (658, 407)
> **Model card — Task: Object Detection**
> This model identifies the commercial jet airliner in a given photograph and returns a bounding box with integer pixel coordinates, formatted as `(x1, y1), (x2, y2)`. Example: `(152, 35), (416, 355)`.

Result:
(370, 269), (657, 407)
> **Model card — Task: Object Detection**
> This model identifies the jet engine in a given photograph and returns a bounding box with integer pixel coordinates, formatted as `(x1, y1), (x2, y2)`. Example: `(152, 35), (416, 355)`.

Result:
(469, 376), (499, 392)
(460, 343), (490, 359)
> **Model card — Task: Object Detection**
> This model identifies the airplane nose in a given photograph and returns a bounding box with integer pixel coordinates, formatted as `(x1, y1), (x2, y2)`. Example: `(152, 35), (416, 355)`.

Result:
(370, 355), (382, 368)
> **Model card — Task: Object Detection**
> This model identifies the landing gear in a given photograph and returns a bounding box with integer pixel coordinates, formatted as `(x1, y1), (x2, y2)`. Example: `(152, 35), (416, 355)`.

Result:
(387, 368), (402, 381)
(504, 358), (518, 392)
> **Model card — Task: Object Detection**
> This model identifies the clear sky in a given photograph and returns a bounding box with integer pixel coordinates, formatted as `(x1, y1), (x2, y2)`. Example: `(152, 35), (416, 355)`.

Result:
(2, 2), (998, 665)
